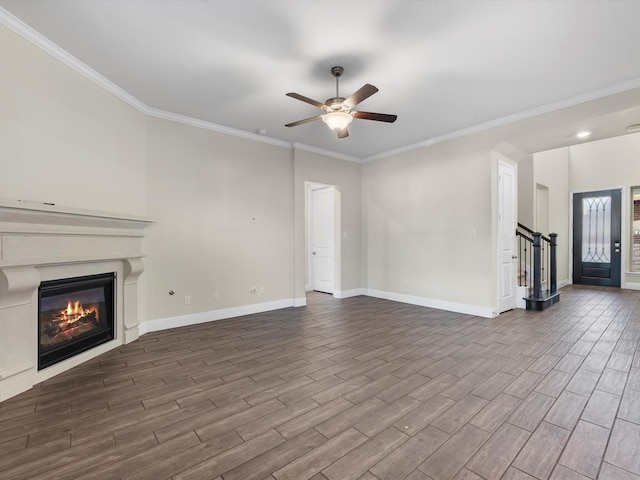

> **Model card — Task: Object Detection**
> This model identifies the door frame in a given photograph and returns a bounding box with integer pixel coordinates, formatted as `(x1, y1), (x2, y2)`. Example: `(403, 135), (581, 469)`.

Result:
(569, 186), (626, 288)
(496, 157), (518, 313)
(305, 182), (341, 296)
(535, 183), (549, 236)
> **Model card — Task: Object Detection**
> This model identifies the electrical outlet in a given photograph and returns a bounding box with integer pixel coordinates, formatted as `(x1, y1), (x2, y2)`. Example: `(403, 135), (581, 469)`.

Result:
(250, 286), (258, 294)
(213, 291), (220, 301)
(184, 295), (191, 305)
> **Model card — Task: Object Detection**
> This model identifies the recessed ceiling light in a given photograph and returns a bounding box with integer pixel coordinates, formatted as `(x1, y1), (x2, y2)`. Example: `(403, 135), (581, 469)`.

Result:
(576, 131), (591, 139)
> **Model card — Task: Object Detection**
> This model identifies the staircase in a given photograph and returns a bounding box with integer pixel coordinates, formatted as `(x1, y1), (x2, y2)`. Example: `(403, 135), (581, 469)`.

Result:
(516, 223), (560, 310)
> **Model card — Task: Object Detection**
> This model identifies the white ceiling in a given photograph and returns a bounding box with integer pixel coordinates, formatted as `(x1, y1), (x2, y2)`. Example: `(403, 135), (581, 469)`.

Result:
(2, 0), (640, 160)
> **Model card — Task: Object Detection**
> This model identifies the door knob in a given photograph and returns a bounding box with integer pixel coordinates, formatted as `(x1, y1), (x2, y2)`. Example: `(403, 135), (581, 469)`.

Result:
(512, 255), (518, 259)
(312, 252), (316, 255)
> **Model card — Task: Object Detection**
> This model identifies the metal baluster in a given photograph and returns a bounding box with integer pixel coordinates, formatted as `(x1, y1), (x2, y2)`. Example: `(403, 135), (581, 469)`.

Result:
(533, 233), (542, 299)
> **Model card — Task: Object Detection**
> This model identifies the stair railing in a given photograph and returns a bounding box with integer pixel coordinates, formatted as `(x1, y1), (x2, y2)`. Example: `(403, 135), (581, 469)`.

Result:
(516, 223), (557, 298)
(516, 226), (533, 292)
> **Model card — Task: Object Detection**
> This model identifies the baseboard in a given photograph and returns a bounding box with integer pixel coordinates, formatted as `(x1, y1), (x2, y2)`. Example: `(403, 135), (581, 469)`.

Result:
(624, 282), (640, 291)
(139, 289), (497, 336)
(558, 279), (570, 288)
(139, 298), (298, 334)
(334, 288), (366, 299)
(365, 289), (495, 318)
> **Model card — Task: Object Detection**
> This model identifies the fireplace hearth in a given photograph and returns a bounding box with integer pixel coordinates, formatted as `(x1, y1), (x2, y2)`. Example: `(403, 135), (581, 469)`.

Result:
(38, 273), (116, 370)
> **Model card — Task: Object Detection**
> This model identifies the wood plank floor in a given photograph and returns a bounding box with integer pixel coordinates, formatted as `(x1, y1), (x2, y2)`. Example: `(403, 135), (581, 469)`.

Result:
(2, 285), (640, 480)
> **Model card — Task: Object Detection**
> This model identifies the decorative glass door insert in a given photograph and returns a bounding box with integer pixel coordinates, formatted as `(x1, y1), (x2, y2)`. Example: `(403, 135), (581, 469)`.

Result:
(581, 195), (611, 263)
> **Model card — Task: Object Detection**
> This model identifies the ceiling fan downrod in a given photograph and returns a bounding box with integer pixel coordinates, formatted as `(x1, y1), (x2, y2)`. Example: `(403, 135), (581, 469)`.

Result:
(331, 66), (344, 98)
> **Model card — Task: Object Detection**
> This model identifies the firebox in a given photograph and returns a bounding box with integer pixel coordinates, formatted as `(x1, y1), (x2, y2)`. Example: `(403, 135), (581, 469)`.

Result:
(38, 273), (116, 370)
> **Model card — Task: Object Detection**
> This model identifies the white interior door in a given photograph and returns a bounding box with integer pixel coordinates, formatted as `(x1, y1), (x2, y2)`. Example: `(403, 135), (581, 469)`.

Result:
(498, 161), (517, 312)
(311, 187), (335, 294)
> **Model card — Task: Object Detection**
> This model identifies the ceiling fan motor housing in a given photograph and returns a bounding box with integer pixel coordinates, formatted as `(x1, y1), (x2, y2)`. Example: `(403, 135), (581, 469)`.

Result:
(324, 97), (349, 112)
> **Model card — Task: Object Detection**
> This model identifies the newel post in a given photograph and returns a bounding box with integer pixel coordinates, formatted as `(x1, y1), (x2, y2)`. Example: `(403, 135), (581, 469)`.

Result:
(533, 233), (542, 299)
(549, 233), (558, 295)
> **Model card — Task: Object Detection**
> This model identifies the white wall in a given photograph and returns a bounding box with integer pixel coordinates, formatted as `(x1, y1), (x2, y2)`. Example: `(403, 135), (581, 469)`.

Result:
(144, 117), (295, 320)
(0, 24), (147, 216)
(0, 22), (370, 324)
(518, 155), (534, 228)
(362, 137), (494, 312)
(569, 133), (640, 191)
(533, 147), (570, 284)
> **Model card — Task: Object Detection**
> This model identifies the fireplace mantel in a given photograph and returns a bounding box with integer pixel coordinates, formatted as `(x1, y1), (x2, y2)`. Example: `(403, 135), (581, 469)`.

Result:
(0, 200), (153, 401)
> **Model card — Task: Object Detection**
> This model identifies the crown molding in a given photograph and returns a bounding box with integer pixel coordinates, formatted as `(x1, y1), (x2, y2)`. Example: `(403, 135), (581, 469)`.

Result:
(4, 6), (640, 165)
(0, 7), (148, 113)
(291, 142), (362, 164)
(363, 76), (640, 163)
(0, 7), (362, 163)
(144, 107), (293, 150)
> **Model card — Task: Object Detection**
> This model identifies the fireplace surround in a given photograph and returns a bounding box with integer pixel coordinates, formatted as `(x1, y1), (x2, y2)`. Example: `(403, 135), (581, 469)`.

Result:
(0, 201), (152, 401)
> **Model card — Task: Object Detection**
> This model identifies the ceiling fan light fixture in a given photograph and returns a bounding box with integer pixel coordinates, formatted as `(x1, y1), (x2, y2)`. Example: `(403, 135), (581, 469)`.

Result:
(322, 111), (353, 131)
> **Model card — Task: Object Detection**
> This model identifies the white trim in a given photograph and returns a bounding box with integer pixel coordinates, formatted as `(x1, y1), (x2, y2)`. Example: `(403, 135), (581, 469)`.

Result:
(558, 278), (571, 289)
(334, 288), (366, 299)
(291, 142), (361, 164)
(136, 289), (497, 337)
(0, 361), (33, 381)
(139, 298), (297, 334)
(363, 77), (640, 163)
(624, 282), (640, 291)
(145, 107), (292, 150)
(365, 289), (496, 318)
(0, 8), (147, 112)
(307, 183), (341, 296)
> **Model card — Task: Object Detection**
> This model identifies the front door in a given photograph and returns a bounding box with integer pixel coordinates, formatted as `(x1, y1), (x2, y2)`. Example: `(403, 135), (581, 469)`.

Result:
(573, 189), (622, 287)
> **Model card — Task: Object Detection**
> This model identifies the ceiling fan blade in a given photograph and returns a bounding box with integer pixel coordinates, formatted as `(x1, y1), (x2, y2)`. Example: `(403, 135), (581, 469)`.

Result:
(286, 92), (326, 109)
(337, 128), (349, 139)
(343, 84), (378, 108)
(353, 111), (398, 123)
(285, 115), (322, 127)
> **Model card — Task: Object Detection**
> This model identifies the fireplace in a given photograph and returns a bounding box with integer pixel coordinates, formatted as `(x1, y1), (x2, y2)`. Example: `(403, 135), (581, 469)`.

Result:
(0, 201), (150, 401)
(38, 273), (116, 370)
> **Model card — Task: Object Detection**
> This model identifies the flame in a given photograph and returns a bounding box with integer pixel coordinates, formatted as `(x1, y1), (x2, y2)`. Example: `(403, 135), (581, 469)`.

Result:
(59, 300), (97, 323)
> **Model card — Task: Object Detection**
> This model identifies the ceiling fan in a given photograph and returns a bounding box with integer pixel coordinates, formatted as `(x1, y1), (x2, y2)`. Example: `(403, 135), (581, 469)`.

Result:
(285, 66), (397, 139)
